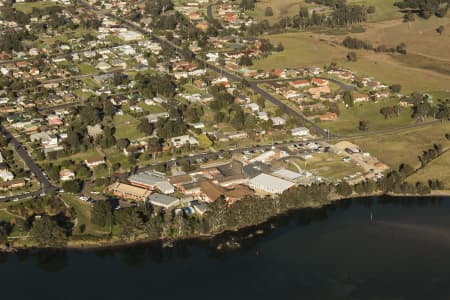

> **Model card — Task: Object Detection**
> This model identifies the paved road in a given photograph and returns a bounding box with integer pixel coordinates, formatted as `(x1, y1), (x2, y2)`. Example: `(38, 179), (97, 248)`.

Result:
(0, 124), (56, 202)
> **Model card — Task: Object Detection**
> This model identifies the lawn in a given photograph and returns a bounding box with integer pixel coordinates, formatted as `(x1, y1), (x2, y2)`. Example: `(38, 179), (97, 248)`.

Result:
(61, 194), (110, 236)
(321, 99), (414, 136)
(407, 151), (450, 188)
(347, 0), (402, 22)
(289, 153), (364, 181)
(113, 114), (144, 140)
(350, 122), (450, 169)
(248, 0), (322, 24)
(253, 32), (347, 70)
(77, 63), (98, 75)
(41, 149), (101, 167)
(14, 1), (60, 13)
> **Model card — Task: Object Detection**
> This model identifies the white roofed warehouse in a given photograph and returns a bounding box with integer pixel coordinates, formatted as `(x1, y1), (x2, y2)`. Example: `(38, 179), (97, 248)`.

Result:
(248, 173), (295, 195)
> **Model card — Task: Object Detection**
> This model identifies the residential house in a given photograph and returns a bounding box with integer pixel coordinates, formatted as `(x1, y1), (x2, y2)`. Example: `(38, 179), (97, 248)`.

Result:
(170, 135), (199, 148)
(291, 127), (310, 137)
(60, 169), (75, 181)
(84, 156), (106, 169)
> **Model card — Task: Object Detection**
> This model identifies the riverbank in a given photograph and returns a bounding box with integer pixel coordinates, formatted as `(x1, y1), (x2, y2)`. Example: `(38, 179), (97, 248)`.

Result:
(3, 190), (450, 253)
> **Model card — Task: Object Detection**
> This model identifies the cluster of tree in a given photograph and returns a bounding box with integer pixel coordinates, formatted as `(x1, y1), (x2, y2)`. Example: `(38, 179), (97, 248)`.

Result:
(245, 3), (369, 35)
(27, 214), (69, 248)
(394, 0), (449, 19)
(7, 195), (71, 219)
(343, 36), (407, 54)
(144, 0), (174, 16)
(405, 94), (449, 121)
(380, 105), (402, 119)
(135, 72), (176, 99)
(0, 7), (30, 25)
(0, 30), (36, 53)
(240, 0), (256, 10)
(418, 144), (443, 168)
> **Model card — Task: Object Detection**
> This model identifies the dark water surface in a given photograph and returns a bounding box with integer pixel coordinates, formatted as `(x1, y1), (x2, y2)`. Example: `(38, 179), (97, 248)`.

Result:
(1, 196), (450, 300)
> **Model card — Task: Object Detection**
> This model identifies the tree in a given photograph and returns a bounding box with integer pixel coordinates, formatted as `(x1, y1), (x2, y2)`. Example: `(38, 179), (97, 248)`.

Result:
(238, 55), (253, 66)
(343, 91), (354, 107)
(390, 84), (402, 93)
(117, 138), (130, 151)
(138, 118), (154, 136)
(336, 181), (352, 197)
(265, 6), (274, 17)
(257, 97), (266, 109)
(367, 6), (376, 14)
(240, 0), (255, 10)
(403, 12), (415, 22)
(30, 216), (68, 247)
(0, 223), (9, 246)
(91, 201), (113, 228)
(358, 120), (369, 131)
(436, 25), (445, 35)
(346, 51), (357, 62)
(114, 207), (144, 240)
(275, 42), (284, 52)
(76, 165), (92, 180)
(62, 180), (82, 194)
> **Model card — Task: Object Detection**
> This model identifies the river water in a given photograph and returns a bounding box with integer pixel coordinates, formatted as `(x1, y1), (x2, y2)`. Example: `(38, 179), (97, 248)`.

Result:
(1, 196), (450, 300)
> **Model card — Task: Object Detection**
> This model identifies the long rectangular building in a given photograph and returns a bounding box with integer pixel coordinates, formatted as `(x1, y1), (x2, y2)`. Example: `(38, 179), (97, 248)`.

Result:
(248, 173), (295, 195)
(108, 182), (151, 201)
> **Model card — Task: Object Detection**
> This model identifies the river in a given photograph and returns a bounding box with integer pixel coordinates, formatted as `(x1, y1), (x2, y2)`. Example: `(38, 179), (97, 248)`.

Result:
(1, 196), (450, 300)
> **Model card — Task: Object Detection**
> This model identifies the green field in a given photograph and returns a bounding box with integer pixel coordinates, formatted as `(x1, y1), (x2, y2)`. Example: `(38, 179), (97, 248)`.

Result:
(14, 1), (61, 13)
(322, 99), (414, 136)
(113, 114), (144, 141)
(350, 122), (450, 169)
(289, 153), (364, 181)
(254, 32), (347, 70)
(348, 0), (401, 22)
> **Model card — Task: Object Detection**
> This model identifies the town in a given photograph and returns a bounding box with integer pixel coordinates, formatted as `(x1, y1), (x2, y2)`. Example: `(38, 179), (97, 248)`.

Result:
(0, 0), (448, 249)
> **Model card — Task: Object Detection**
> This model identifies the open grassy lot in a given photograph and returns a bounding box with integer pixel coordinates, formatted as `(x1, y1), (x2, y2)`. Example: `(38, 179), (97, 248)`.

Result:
(13, 1), (61, 13)
(288, 153), (364, 181)
(113, 114), (144, 141)
(348, 0), (401, 22)
(248, 0), (319, 24)
(77, 63), (97, 75)
(254, 32), (347, 70)
(321, 99), (414, 136)
(354, 17), (450, 62)
(349, 122), (450, 169)
(40, 149), (101, 168)
(407, 151), (450, 188)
